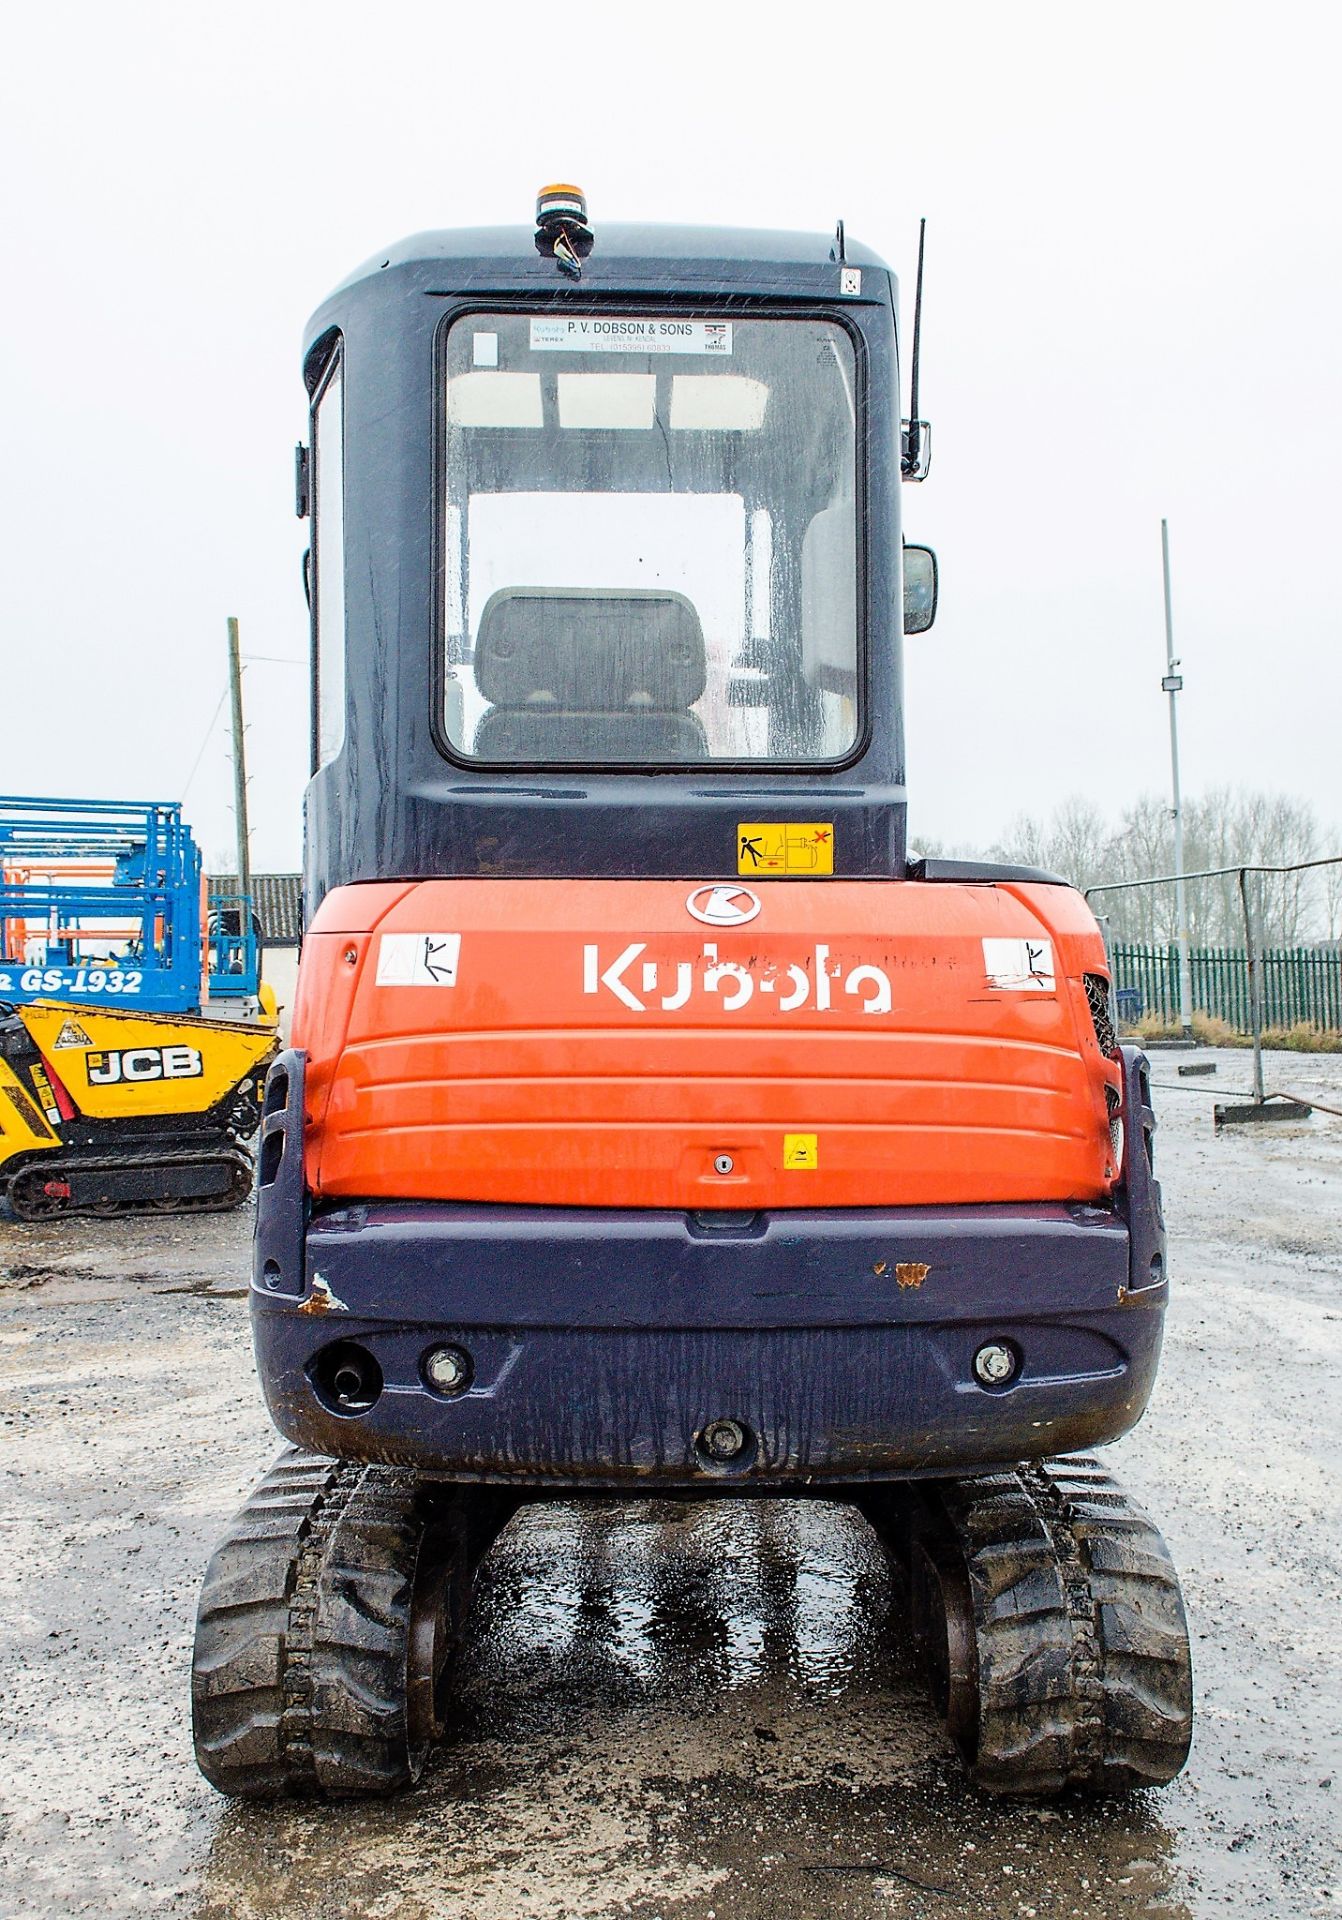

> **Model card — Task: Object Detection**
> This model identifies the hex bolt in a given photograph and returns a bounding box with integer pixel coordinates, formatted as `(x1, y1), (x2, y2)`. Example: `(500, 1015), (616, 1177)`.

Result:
(423, 1344), (473, 1395)
(973, 1342), (1018, 1387)
(702, 1418), (748, 1461)
(343, 946), (358, 966)
(713, 1154), (734, 1175)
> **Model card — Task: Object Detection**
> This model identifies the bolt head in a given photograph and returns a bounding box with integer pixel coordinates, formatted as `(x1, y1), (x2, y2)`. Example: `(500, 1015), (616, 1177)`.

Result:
(702, 1418), (747, 1461)
(423, 1344), (472, 1395)
(973, 1342), (1018, 1387)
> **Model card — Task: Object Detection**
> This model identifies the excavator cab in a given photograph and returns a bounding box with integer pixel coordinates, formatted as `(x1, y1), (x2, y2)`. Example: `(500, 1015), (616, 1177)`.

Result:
(191, 193), (1192, 1804)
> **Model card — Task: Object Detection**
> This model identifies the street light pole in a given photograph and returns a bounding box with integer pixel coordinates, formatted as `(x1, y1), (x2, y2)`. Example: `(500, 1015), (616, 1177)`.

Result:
(1160, 520), (1193, 1039)
(227, 616), (252, 902)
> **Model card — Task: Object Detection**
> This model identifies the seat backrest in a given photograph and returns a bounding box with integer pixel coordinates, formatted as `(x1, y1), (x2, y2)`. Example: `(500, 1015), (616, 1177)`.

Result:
(472, 588), (708, 762)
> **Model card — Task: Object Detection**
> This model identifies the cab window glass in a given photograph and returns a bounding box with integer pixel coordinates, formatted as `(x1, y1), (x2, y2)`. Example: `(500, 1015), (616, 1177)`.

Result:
(441, 314), (858, 766)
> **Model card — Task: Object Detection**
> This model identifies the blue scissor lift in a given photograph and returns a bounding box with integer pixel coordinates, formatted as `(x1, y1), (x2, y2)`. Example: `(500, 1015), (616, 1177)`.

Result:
(0, 795), (260, 1013)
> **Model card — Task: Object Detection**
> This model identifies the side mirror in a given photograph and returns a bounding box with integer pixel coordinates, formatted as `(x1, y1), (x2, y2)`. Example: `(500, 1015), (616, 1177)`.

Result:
(903, 544), (938, 633)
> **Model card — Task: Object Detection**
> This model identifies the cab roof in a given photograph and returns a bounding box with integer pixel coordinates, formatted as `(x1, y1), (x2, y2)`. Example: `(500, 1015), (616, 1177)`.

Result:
(306, 223), (897, 374)
(333, 224), (890, 295)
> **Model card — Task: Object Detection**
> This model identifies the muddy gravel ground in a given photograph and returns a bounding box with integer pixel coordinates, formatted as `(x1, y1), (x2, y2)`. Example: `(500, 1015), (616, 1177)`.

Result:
(2, 1046), (1340, 1919)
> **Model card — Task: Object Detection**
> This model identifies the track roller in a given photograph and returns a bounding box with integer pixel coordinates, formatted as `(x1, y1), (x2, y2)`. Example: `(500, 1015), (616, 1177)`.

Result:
(191, 1448), (517, 1799)
(865, 1454), (1192, 1796)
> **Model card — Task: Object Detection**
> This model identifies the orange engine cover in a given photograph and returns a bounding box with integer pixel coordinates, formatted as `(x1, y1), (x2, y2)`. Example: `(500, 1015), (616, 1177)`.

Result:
(293, 879), (1121, 1210)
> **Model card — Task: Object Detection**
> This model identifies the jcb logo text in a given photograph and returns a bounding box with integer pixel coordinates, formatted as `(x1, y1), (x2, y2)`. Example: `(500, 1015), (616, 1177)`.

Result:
(86, 1046), (204, 1085)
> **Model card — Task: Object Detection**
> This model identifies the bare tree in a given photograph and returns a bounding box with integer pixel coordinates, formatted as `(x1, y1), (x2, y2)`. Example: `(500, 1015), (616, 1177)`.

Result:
(989, 798), (1116, 893)
(1324, 859), (1342, 945)
(981, 789), (1338, 947)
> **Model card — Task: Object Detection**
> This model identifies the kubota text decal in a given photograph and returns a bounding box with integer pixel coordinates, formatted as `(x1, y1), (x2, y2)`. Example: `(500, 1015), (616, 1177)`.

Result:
(582, 942), (892, 1015)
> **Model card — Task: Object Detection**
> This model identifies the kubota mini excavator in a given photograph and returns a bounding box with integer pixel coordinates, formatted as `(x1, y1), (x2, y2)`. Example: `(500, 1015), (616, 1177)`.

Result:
(191, 190), (1192, 1800)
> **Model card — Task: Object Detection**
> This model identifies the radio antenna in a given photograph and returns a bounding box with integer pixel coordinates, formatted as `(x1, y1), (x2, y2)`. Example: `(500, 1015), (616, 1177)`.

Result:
(902, 217), (930, 480)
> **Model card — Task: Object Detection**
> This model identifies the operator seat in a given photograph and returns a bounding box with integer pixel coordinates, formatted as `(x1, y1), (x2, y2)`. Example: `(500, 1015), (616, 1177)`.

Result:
(472, 588), (708, 762)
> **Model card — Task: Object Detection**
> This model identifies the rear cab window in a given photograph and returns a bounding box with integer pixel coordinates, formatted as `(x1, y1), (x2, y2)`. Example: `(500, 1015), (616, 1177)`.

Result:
(440, 312), (860, 767)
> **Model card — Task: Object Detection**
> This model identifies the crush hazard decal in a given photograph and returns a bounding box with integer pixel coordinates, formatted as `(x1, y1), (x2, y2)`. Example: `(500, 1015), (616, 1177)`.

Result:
(982, 937), (1056, 992)
(583, 941), (892, 1016)
(85, 1046), (204, 1086)
(737, 823), (834, 876)
(375, 934), (462, 987)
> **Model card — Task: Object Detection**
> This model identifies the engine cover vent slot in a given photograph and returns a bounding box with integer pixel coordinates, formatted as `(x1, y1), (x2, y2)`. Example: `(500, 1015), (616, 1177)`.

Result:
(1085, 973), (1119, 1058)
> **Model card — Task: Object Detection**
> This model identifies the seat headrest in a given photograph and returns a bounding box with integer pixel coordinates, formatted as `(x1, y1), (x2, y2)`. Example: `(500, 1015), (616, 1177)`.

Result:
(475, 589), (706, 711)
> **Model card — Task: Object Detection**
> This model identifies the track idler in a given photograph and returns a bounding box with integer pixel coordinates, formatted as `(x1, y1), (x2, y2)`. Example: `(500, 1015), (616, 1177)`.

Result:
(191, 1449), (517, 1799)
(865, 1455), (1193, 1796)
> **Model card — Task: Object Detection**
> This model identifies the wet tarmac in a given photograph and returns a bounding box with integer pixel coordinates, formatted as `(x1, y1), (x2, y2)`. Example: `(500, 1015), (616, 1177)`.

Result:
(2, 1047), (1341, 1917)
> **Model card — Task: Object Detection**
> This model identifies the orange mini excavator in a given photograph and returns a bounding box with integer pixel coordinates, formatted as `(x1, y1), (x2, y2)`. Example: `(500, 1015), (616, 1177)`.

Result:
(192, 192), (1191, 1802)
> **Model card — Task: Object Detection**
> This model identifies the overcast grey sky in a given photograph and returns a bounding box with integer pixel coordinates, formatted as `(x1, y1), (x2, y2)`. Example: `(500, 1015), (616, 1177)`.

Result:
(2, 1), (1338, 870)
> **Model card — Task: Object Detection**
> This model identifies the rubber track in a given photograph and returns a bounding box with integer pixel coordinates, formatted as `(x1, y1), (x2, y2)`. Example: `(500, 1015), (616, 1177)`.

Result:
(930, 1454), (1192, 1795)
(7, 1146), (253, 1220)
(192, 1448), (434, 1799)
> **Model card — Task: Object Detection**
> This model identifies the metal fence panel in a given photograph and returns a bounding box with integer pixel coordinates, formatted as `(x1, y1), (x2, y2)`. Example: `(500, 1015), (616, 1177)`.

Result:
(1112, 942), (1342, 1032)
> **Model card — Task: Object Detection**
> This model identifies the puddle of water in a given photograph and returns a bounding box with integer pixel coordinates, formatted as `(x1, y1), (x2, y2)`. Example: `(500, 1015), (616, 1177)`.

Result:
(192, 1499), (1194, 1920)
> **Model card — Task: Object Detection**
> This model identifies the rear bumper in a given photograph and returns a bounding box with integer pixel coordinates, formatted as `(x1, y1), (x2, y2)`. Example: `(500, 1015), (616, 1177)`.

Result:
(250, 1043), (1168, 1487)
(252, 1201), (1166, 1485)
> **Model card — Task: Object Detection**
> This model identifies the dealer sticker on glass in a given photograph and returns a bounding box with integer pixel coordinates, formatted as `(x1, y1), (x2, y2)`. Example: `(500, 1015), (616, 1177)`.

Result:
(529, 317), (733, 355)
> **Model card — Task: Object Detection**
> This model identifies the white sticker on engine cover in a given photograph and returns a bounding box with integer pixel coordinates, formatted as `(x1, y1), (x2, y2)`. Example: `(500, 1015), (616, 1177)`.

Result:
(376, 933), (462, 987)
(982, 937), (1055, 991)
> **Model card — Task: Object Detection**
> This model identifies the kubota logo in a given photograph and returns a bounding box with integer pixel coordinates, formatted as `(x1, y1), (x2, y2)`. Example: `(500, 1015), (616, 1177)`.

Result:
(686, 885), (761, 928)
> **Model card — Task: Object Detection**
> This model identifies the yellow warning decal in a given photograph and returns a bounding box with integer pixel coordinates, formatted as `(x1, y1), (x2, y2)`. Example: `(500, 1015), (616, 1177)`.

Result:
(737, 823), (834, 876)
(783, 1133), (819, 1170)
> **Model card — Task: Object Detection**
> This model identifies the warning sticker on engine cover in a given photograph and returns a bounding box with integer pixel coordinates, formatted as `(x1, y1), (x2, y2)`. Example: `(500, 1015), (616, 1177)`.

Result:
(375, 933), (462, 988)
(783, 1133), (819, 1169)
(982, 937), (1055, 991)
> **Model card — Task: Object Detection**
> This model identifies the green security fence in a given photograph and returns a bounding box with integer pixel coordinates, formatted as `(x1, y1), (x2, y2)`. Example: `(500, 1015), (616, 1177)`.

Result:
(1111, 942), (1342, 1032)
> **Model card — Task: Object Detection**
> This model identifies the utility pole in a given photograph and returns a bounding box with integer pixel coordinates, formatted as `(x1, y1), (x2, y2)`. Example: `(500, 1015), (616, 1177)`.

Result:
(226, 616), (252, 899)
(1160, 521), (1193, 1039)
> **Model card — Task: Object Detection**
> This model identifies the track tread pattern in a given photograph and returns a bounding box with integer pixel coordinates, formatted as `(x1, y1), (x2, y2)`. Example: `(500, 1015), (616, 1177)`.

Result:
(191, 1449), (440, 1800)
(8, 1145), (253, 1219)
(928, 1454), (1192, 1796)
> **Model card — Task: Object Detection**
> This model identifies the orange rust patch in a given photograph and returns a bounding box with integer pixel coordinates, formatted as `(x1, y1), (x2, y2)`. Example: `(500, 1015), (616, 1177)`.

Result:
(896, 1262), (930, 1289)
(297, 1275), (348, 1316)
